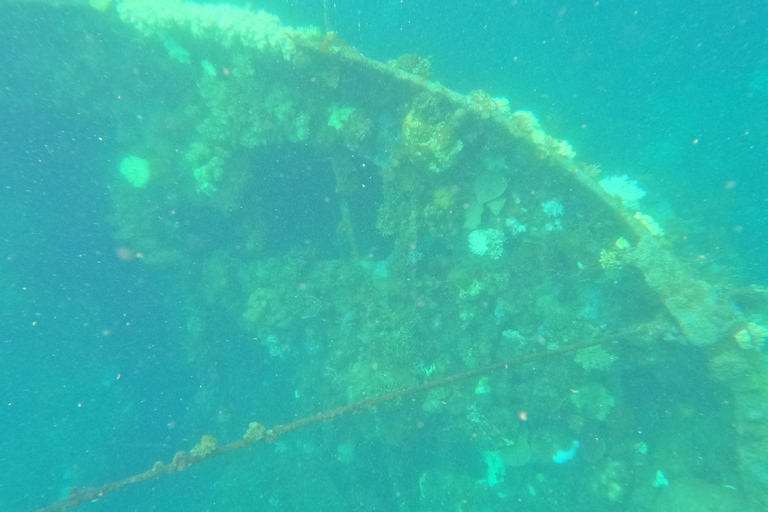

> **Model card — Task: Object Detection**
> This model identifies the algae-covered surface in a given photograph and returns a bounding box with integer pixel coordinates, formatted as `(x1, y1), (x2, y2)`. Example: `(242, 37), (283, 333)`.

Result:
(2, 1), (768, 511)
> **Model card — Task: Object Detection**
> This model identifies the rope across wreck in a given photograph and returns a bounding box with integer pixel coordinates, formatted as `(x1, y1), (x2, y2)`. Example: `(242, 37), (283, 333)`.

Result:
(30, 326), (650, 512)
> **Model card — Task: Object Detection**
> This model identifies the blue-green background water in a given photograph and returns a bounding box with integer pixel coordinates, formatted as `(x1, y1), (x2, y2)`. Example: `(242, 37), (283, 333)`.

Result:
(1, 1), (767, 511)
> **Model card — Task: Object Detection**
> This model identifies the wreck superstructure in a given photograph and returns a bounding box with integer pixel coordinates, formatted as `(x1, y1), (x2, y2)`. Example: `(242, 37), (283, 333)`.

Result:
(11, 1), (768, 510)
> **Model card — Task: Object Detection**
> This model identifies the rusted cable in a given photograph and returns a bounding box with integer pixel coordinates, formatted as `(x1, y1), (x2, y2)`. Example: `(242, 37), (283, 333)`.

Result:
(30, 326), (646, 512)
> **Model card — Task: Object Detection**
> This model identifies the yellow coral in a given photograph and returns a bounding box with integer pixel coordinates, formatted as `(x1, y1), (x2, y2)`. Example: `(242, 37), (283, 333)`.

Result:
(190, 434), (218, 457)
(600, 248), (621, 270)
(433, 186), (457, 209)
(89, 0), (112, 12)
(734, 323), (768, 350)
(244, 421), (266, 441)
(402, 110), (463, 172)
(557, 140), (575, 158)
(469, 90), (510, 119)
(634, 212), (664, 236)
(614, 237), (630, 250)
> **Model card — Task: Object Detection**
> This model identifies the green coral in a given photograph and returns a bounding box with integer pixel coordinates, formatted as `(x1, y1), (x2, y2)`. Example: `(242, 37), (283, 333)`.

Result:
(193, 156), (224, 195)
(571, 383), (615, 421)
(328, 105), (355, 130)
(119, 155), (150, 188)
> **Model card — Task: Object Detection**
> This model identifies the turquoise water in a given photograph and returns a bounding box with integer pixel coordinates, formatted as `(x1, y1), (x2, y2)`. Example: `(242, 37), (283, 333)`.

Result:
(1, 1), (767, 512)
